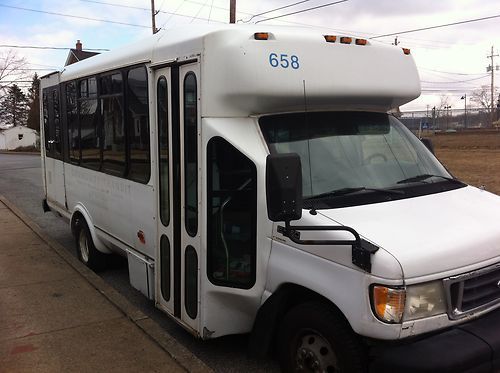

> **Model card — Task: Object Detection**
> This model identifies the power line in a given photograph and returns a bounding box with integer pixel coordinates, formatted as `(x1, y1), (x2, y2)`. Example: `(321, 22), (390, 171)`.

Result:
(256, 0), (348, 24)
(0, 44), (108, 51)
(371, 13), (500, 39)
(0, 4), (150, 29)
(421, 75), (489, 84)
(80, 0), (254, 17)
(420, 67), (487, 76)
(241, 0), (313, 23)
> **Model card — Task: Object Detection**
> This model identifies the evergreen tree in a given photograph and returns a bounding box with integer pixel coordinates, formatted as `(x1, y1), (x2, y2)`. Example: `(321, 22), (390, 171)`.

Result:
(26, 73), (40, 131)
(0, 84), (29, 127)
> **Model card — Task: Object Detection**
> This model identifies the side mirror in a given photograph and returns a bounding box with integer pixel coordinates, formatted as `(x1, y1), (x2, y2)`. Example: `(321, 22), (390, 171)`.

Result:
(266, 153), (303, 222)
(421, 138), (435, 155)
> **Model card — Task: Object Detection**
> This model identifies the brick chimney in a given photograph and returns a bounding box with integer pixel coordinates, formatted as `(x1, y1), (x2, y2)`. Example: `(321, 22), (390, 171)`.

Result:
(76, 40), (82, 51)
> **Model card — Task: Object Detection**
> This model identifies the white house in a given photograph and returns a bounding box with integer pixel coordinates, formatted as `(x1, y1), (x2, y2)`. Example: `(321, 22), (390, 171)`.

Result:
(0, 126), (38, 150)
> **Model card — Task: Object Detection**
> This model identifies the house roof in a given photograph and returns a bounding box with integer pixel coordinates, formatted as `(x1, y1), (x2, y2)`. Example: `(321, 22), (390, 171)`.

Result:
(64, 40), (100, 67)
(65, 49), (100, 67)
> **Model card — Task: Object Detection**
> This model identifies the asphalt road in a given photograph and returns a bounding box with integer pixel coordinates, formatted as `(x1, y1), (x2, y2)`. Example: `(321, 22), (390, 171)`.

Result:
(0, 152), (279, 373)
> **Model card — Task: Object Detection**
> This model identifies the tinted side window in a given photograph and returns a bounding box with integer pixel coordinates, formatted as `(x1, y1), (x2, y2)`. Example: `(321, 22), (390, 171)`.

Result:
(66, 81), (79, 164)
(207, 137), (257, 289)
(42, 90), (49, 151)
(79, 78), (100, 170)
(53, 89), (62, 157)
(101, 73), (125, 176)
(184, 73), (198, 237)
(127, 67), (150, 183)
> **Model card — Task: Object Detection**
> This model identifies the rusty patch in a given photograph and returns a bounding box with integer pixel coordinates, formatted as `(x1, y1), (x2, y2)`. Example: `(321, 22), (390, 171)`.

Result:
(10, 344), (37, 355)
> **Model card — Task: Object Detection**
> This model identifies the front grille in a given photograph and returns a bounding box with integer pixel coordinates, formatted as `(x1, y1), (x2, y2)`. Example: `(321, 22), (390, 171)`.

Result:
(443, 263), (500, 320)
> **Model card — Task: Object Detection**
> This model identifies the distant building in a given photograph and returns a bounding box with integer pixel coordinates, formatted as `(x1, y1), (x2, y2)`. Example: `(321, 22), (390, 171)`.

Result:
(65, 40), (100, 66)
(0, 126), (38, 150)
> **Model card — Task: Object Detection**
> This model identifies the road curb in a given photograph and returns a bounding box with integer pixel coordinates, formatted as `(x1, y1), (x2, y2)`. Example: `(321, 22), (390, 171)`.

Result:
(0, 194), (213, 373)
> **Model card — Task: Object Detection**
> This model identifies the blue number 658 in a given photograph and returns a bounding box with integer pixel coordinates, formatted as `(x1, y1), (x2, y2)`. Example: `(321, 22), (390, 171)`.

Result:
(269, 53), (299, 69)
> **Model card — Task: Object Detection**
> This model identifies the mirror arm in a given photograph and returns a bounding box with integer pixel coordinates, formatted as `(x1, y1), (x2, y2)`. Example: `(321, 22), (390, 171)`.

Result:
(278, 221), (379, 273)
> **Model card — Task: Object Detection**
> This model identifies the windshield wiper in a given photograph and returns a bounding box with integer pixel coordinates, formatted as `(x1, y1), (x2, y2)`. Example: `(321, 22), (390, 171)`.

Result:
(396, 174), (465, 185)
(307, 186), (405, 200)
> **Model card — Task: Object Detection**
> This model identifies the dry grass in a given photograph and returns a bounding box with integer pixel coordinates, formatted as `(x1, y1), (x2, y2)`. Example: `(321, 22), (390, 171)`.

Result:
(422, 130), (500, 195)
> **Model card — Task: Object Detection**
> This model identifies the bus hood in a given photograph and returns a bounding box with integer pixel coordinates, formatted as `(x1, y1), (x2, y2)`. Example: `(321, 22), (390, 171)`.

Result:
(318, 186), (500, 280)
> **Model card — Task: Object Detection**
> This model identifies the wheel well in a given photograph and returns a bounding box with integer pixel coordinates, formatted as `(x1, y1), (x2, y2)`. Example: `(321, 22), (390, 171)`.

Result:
(71, 211), (86, 238)
(248, 283), (350, 358)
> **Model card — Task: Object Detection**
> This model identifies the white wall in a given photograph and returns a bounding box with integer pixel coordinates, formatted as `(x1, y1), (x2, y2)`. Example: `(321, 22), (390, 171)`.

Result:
(0, 126), (38, 150)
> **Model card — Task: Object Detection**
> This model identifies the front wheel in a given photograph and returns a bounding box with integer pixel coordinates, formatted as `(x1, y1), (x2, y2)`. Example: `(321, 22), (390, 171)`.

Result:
(75, 219), (107, 272)
(278, 301), (366, 373)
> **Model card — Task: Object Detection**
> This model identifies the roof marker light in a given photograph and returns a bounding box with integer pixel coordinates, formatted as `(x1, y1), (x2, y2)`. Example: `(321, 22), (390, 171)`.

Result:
(324, 35), (337, 43)
(340, 37), (352, 44)
(254, 32), (269, 40)
(402, 48), (411, 55)
(355, 38), (367, 46)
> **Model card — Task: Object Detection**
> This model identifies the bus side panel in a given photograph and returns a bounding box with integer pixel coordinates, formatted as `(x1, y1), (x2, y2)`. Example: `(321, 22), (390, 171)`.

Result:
(64, 164), (156, 259)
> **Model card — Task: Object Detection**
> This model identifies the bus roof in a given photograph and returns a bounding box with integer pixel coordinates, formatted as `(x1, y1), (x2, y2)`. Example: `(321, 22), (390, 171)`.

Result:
(55, 24), (421, 116)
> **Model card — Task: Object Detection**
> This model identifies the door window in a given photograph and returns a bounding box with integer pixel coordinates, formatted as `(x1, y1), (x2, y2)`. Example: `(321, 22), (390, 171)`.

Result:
(157, 76), (170, 226)
(207, 137), (257, 289)
(183, 73), (198, 237)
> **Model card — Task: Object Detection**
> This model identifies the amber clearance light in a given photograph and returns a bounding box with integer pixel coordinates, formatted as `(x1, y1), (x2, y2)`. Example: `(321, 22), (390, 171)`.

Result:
(254, 32), (269, 40)
(324, 35), (337, 43)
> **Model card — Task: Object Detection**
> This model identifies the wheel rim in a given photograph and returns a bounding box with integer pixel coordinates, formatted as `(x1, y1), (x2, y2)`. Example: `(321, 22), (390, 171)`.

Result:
(294, 331), (339, 373)
(78, 229), (90, 263)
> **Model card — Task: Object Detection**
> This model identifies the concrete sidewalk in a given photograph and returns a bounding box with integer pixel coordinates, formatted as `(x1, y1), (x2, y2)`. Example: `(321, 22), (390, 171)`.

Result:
(0, 197), (210, 372)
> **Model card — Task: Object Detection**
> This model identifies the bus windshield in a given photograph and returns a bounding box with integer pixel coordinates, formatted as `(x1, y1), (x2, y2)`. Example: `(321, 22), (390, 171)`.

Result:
(259, 111), (453, 200)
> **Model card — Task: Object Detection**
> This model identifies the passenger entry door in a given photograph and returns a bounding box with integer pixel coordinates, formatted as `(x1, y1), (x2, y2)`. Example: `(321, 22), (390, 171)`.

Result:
(155, 62), (201, 333)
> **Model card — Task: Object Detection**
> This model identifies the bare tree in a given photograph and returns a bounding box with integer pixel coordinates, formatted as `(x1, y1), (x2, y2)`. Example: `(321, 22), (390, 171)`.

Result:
(0, 49), (29, 96)
(471, 85), (499, 127)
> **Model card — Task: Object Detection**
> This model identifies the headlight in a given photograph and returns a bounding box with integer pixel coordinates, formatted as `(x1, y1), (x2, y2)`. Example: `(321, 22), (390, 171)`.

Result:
(372, 285), (406, 323)
(371, 282), (447, 324)
(404, 281), (447, 321)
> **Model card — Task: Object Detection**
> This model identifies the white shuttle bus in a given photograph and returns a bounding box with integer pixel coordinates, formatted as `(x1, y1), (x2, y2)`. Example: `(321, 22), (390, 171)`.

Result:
(40, 25), (500, 372)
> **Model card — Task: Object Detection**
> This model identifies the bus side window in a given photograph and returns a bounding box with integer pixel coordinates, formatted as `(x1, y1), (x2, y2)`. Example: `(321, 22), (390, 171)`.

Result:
(66, 81), (80, 164)
(79, 77), (100, 170)
(127, 66), (150, 183)
(207, 137), (257, 289)
(101, 73), (125, 176)
(42, 90), (50, 151)
(52, 89), (62, 157)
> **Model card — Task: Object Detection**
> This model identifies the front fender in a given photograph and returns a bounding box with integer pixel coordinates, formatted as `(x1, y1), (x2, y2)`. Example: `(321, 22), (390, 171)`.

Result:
(266, 240), (402, 340)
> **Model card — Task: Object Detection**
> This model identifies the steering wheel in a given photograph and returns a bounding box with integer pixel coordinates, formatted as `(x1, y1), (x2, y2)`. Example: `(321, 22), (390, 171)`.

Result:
(365, 153), (388, 163)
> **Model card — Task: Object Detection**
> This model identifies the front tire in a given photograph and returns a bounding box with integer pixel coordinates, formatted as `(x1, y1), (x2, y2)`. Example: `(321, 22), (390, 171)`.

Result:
(278, 301), (366, 373)
(75, 219), (107, 272)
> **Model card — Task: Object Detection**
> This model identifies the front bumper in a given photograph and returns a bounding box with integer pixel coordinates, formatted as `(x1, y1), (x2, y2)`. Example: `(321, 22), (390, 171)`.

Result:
(370, 308), (500, 373)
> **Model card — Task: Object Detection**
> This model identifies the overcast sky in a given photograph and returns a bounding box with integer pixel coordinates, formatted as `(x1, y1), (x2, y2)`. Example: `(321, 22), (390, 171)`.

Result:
(1, 0), (499, 111)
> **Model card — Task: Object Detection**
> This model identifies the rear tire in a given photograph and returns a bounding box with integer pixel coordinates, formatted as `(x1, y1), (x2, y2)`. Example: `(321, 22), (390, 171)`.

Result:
(75, 218), (107, 272)
(278, 301), (367, 373)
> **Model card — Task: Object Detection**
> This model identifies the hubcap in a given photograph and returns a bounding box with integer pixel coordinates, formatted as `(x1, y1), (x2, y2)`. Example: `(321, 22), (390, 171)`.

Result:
(79, 229), (90, 263)
(295, 333), (338, 373)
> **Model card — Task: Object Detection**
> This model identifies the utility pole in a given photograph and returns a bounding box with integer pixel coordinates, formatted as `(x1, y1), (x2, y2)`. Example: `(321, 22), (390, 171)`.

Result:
(230, 0), (236, 23)
(151, 0), (159, 34)
(487, 45), (498, 126)
(461, 94), (467, 129)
